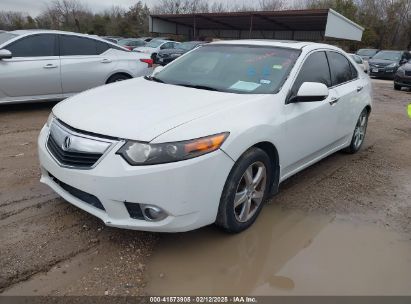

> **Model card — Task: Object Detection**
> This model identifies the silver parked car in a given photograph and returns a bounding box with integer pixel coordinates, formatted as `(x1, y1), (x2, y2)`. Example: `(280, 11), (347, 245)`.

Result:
(0, 30), (153, 104)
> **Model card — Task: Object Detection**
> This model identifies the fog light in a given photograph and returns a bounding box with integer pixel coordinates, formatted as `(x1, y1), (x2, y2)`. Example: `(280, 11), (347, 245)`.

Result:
(142, 205), (167, 222)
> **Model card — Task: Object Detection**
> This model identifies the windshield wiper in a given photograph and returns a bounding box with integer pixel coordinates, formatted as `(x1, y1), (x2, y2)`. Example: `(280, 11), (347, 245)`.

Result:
(175, 83), (220, 91)
(144, 75), (165, 83)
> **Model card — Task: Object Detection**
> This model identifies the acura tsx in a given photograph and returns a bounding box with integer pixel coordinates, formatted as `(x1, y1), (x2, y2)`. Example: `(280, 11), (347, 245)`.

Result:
(38, 40), (372, 233)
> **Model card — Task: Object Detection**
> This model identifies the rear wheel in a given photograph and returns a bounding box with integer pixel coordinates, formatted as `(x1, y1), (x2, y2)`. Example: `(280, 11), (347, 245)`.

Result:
(344, 108), (369, 154)
(216, 148), (272, 233)
(106, 74), (131, 84)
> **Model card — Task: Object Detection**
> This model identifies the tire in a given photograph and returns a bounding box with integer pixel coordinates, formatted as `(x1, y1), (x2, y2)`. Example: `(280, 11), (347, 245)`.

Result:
(106, 74), (131, 84)
(394, 83), (402, 90)
(343, 108), (369, 154)
(216, 147), (272, 233)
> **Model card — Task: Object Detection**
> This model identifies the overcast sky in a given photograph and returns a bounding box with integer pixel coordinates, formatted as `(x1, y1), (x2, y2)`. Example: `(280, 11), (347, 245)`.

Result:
(1, 0), (154, 16)
(1, 0), (261, 16)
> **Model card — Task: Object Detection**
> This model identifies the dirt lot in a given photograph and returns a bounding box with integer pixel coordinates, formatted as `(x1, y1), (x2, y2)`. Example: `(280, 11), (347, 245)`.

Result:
(1, 79), (411, 296)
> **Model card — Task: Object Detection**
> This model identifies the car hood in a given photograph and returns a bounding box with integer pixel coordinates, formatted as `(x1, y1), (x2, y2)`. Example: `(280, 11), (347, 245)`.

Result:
(159, 49), (186, 55)
(368, 59), (397, 66)
(53, 77), (255, 142)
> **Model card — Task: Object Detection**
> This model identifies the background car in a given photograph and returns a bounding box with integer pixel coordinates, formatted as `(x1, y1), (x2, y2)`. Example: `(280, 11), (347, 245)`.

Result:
(102, 36), (124, 44)
(118, 38), (146, 50)
(368, 50), (411, 79)
(0, 30), (153, 104)
(156, 41), (207, 65)
(349, 53), (369, 73)
(133, 39), (179, 62)
(394, 60), (411, 90)
(356, 48), (380, 60)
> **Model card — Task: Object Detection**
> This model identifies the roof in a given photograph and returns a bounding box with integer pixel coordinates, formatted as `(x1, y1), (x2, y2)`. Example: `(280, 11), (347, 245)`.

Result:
(210, 39), (311, 49)
(150, 8), (364, 41)
(151, 9), (331, 32)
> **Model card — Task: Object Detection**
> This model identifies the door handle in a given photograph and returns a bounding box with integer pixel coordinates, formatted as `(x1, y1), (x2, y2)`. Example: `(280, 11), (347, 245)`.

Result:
(329, 97), (339, 105)
(101, 59), (112, 63)
(357, 86), (364, 92)
(43, 64), (58, 69)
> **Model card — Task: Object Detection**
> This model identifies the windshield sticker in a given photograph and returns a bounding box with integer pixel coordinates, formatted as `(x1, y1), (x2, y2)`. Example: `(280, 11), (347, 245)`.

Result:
(260, 79), (271, 84)
(230, 81), (261, 92)
(272, 64), (283, 70)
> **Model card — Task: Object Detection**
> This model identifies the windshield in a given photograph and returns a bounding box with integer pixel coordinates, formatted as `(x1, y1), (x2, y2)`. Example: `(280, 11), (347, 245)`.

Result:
(372, 51), (402, 61)
(356, 49), (378, 57)
(0, 32), (18, 46)
(153, 45), (300, 94)
(146, 40), (165, 48)
(177, 42), (200, 51)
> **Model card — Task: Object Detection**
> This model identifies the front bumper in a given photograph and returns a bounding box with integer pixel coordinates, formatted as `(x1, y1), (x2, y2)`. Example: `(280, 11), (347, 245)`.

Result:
(38, 124), (234, 232)
(369, 67), (397, 79)
(394, 75), (411, 87)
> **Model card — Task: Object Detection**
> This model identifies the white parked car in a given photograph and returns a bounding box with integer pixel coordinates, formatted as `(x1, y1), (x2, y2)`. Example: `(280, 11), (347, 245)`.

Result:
(133, 39), (179, 62)
(0, 30), (153, 104)
(38, 40), (372, 233)
(349, 53), (369, 73)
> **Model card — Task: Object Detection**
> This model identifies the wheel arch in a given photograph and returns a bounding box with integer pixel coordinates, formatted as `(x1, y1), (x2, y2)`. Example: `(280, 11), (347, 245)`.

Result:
(105, 72), (133, 84)
(251, 141), (280, 197)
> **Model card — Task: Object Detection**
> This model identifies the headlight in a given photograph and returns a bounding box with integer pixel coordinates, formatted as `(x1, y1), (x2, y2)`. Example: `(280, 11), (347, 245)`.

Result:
(397, 67), (405, 75)
(46, 113), (55, 127)
(386, 63), (398, 68)
(117, 133), (229, 165)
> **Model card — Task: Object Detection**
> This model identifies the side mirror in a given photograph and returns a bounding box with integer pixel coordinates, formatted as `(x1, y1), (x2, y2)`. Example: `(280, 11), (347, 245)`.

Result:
(0, 49), (12, 60)
(289, 82), (329, 103)
(152, 65), (164, 76)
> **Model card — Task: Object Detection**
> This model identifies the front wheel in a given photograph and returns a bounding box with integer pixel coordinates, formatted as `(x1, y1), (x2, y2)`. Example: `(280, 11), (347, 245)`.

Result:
(344, 108), (369, 154)
(216, 148), (272, 233)
(394, 83), (402, 91)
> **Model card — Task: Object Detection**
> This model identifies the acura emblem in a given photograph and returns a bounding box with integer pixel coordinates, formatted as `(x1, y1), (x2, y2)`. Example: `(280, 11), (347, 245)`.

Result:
(62, 136), (72, 151)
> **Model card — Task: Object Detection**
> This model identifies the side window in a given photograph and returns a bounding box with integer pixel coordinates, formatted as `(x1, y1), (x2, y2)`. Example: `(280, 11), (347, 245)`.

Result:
(350, 61), (358, 79)
(290, 51), (331, 98)
(96, 41), (109, 55)
(327, 51), (354, 86)
(60, 35), (100, 56)
(7, 34), (56, 57)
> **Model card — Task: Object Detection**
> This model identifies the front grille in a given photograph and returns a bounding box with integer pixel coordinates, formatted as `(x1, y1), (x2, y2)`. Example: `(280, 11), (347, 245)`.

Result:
(405, 71), (411, 77)
(47, 134), (102, 168)
(49, 173), (105, 211)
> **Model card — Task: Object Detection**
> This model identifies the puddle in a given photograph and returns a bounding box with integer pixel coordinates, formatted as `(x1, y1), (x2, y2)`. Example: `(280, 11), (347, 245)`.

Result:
(146, 205), (411, 295)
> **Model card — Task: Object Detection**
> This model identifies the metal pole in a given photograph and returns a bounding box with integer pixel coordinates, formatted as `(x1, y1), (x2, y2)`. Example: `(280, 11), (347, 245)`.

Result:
(249, 15), (254, 38)
(193, 15), (196, 40)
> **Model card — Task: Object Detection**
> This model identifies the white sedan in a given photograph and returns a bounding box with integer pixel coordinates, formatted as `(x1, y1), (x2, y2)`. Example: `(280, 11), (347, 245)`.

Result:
(349, 53), (369, 73)
(38, 40), (372, 233)
(0, 30), (153, 104)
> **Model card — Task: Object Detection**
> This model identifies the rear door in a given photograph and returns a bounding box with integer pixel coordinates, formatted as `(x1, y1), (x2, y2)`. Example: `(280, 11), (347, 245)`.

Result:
(326, 51), (365, 141)
(59, 35), (117, 95)
(0, 34), (62, 101)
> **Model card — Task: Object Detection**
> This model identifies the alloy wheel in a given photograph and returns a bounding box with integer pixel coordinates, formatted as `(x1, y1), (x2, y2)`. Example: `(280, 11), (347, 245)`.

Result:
(234, 161), (267, 223)
(353, 111), (368, 149)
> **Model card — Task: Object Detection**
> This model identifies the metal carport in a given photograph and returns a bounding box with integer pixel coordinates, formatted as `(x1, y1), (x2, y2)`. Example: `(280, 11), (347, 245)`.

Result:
(149, 8), (364, 41)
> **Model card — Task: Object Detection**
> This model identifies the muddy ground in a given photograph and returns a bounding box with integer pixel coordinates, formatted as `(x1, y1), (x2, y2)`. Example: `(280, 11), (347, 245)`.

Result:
(0, 79), (410, 296)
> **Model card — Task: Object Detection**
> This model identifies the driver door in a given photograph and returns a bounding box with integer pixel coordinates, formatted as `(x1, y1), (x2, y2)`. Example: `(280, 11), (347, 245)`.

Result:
(281, 51), (340, 178)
